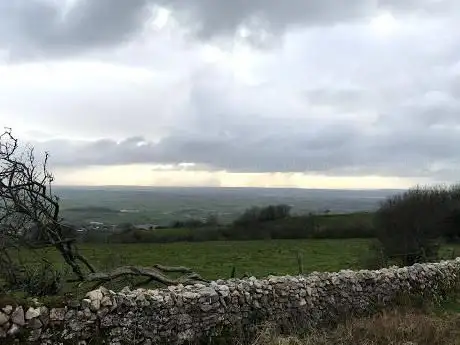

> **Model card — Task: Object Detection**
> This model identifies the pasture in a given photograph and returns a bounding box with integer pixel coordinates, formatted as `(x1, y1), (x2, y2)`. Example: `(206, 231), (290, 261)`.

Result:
(30, 238), (460, 281)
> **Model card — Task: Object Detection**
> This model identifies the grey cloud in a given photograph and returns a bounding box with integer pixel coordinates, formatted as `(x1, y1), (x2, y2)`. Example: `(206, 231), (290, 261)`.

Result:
(160, 0), (374, 41)
(379, 88), (460, 128)
(303, 87), (373, 112)
(32, 109), (460, 182)
(0, 0), (151, 59)
(2, 0), (459, 59)
(379, 0), (458, 15)
(163, 0), (457, 40)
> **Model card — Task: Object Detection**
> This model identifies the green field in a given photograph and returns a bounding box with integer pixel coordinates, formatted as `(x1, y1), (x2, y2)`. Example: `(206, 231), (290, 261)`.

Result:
(33, 239), (460, 281)
(29, 239), (369, 281)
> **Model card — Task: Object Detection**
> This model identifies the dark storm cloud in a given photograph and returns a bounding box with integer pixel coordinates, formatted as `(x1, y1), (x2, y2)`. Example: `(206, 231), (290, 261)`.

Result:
(1, 0), (458, 58)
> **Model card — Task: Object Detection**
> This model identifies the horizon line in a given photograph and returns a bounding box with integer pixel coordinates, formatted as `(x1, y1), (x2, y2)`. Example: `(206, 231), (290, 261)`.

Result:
(53, 184), (406, 191)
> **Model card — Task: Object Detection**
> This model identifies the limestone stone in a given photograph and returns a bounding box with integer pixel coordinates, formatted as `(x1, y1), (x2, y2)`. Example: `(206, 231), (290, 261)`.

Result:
(0, 312), (8, 326)
(27, 317), (42, 329)
(2, 305), (13, 315)
(50, 308), (66, 321)
(86, 289), (103, 301)
(25, 307), (40, 320)
(11, 306), (25, 326)
(82, 298), (92, 309)
(7, 323), (20, 336)
(101, 296), (113, 307)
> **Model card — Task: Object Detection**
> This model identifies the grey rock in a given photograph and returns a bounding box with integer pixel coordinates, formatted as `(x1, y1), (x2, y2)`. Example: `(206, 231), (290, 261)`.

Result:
(0, 312), (8, 326)
(11, 306), (25, 326)
(101, 296), (113, 307)
(25, 307), (40, 320)
(86, 289), (104, 301)
(39, 308), (50, 327)
(2, 305), (13, 315)
(2, 321), (10, 331)
(200, 303), (214, 312)
(82, 298), (92, 309)
(68, 319), (84, 332)
(27, 317), (42, 329)
(90, 299), (101, 311)
(7, 323), (20, 335)
(50, 308), (66, 321)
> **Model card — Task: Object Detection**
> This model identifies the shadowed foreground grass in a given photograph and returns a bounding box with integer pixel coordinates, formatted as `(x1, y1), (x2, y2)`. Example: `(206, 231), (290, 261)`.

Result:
(254, 309), (460, 345)
(250, 286), (460, 345)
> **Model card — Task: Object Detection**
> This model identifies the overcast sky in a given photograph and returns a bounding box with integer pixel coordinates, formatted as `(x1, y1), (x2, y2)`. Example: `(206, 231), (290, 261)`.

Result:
(0, 0), (459, 188)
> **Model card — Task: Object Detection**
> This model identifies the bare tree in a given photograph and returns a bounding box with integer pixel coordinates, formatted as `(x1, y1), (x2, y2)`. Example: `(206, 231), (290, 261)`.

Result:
(0, 128), (206, 292)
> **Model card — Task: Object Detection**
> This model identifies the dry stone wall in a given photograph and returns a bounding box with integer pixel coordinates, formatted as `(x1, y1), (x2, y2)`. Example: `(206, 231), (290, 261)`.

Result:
(1, 258), (460, 344)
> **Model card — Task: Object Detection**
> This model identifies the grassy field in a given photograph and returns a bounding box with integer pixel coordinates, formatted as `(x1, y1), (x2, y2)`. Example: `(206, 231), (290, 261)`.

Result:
(29, 238), (460, 282)
(35, 239), (370, 280)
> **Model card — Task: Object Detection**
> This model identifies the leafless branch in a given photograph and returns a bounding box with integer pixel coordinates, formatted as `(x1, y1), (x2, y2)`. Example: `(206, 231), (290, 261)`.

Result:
(86, 265), (208, 290)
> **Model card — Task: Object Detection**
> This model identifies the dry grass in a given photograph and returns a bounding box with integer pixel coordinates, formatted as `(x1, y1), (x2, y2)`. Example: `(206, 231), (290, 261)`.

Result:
(253, 309), (460, 345)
